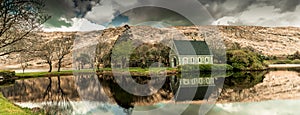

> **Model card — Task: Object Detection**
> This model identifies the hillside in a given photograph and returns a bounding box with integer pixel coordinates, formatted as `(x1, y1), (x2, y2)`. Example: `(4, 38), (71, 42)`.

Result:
(85, 25), (300, 56)
(1, 25), (300, 69)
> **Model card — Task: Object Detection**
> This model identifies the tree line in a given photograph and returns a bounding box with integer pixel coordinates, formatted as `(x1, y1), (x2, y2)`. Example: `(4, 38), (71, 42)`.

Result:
(19, 34), (75, 73)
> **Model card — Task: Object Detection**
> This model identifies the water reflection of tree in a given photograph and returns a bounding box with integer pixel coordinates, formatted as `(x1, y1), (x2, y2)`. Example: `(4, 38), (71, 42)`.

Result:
(43, 75), (73, 114)
(98, 75), (172, 113)
(99, 75), (134, 110)
(223, 71), (267, 91)
(0, 76), (79, 114)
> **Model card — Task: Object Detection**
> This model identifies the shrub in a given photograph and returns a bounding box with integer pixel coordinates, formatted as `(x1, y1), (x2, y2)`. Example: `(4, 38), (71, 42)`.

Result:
(0, 70), (16, 84)
(226, 50), (266, 70)
(292, 59), (300, 64)
(0, 70), (15, 79)
(287, 51), (300, 60)
(250, 63), (265, 71)
(273, 60), (292, 64)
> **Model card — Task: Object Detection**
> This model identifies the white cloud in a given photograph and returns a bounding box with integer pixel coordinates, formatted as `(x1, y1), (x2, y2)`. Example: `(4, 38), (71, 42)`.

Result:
(43, 18), (105, 32)
(84, 0), (139, 25)
(43, 0), (141, 32)
(212, 5), (300, 27)
(212, 17), (238, 25)
(84, 1), (115, 25)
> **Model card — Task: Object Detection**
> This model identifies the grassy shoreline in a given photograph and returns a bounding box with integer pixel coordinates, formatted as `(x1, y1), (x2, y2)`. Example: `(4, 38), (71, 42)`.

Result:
(15, 68), (177, 78)
(16, 70), (74, 78)
(13, 63), (300, 79)
(0, 93), (36, 115)
(15, 64), (232, 78)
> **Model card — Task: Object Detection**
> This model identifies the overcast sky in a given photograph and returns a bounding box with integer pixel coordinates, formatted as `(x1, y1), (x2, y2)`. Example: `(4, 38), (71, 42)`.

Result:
(42, 0), (300, 32)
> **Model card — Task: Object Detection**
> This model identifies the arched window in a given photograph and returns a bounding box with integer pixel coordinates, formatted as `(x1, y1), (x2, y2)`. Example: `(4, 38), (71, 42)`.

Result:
(183, 57), (188, 64)
(191, 58), (194, 63)
(198, 58), (201, 63)
(173, 57), (177, 67)
(205, 57), (209, 63)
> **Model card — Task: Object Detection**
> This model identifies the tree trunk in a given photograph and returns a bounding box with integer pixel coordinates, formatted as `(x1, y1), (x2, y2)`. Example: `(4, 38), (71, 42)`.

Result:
(90, 63), (93, 69)
(57, 59), (62, 72)
(57, 75), (64, 94)
(43, 77), (52, 98)
(120, 61), (123, 69)
(121, 57), (127, 68)
(96, 62), (100, 70)
(142, 56), (146, 68)
(80, 62), (84, 69)
(48, 61), (52, 72)
(78, 62), (81, 70)
(158, 57), (162, 67)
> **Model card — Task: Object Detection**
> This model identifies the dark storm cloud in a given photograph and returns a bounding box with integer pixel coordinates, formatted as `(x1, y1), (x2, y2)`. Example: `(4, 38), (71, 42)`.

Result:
(43, 0), (300, 29)
(120, 0), (215, 26)
(271, 0), (300, 12)
(122, 7), (194, 26)
(197, 0), (300, 27)
(198, 0), (262, 19)
(44, 0), (100, 27)
(78, 0), (214, 26)
(121, 0), (299, 26)
(198, 0), (300, 19)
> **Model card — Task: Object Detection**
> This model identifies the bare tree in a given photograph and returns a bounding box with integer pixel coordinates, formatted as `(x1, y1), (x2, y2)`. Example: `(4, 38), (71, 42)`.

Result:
(17, 35), (37, 73)
(54, 35), (74, 72)
(37, 40), (55, 72)
(111, 40), (134, 68)
(35, 34), (74, 72)
(95, 42), (110, 70)
(75, 53), (90, 70)
(0, 0), (50, 56)
(19, 51), (31, 74)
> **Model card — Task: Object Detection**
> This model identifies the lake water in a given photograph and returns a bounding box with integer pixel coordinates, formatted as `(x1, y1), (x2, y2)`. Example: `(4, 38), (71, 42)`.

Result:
(1, 69), (300, 115)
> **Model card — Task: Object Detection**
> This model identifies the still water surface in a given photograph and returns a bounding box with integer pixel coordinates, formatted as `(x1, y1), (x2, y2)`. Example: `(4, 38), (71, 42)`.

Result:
(1, 69), (300, 114)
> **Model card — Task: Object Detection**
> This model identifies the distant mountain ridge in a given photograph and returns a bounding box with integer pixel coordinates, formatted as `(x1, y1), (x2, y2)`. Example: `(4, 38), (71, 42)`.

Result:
(94, 25), (299, 56)
(1, 25), (300, 69)
(35, 25), (300, 56)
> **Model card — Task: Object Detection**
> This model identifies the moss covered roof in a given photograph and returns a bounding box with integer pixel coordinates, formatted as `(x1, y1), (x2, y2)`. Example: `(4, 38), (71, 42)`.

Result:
(173, 40), (211, 55)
